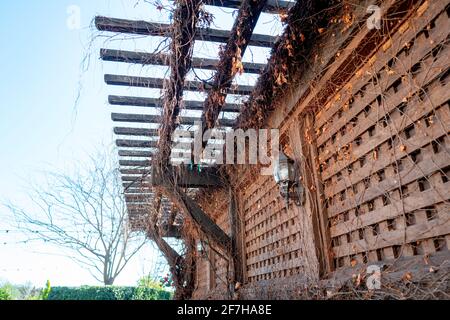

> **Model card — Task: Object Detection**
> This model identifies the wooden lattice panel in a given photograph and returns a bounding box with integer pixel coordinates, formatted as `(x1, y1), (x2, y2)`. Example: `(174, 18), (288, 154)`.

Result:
(242, 175), (304, 283)
(315, 1), (450, 269)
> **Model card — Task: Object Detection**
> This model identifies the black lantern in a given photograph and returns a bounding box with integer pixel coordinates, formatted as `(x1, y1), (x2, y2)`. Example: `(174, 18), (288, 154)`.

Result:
(273, 150), (305, 208)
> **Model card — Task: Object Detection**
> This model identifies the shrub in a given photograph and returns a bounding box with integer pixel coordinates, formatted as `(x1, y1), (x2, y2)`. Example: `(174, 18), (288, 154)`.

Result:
(39, 280), (51, 300)
(0, 287), (12, 301)
(46, 286), (172, 300)
(137, 275), (164, 290)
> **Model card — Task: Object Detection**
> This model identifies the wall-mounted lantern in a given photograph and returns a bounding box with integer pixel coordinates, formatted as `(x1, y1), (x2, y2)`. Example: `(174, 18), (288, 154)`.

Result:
(273, 150), (306, 208)
(196, 240), (208, 259)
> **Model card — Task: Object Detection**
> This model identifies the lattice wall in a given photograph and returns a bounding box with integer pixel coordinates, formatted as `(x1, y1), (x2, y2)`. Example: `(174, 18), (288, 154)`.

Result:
(315, 1), (450, 269)
(242, 174), (305, 283)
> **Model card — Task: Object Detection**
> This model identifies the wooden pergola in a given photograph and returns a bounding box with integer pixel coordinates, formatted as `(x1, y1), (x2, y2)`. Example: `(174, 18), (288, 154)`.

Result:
(95, 0), (295, 247)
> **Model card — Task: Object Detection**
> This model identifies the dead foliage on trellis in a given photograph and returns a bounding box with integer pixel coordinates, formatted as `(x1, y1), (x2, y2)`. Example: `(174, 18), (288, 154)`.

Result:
(96, 0), (450, 300)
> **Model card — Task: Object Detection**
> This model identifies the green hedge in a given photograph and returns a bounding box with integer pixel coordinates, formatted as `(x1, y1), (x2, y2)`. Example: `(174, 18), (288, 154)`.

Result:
(0, 287), (12, 300)
(47, 286), (172, 300)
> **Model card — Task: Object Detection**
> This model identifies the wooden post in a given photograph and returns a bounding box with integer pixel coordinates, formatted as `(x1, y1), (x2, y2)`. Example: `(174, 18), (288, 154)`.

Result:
(288, 112), (332, 279)
(305, 113), (333, 274)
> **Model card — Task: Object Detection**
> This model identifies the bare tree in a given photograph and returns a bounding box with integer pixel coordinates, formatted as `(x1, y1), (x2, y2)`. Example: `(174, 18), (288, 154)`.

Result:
(5, 151), (146, 285)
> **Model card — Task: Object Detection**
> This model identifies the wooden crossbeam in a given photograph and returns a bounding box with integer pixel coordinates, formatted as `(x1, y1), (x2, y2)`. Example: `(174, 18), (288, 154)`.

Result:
(101, 49), (265, 74)
(127, 204), (153, 211)
(105, 74), (253, 95)
(205, 0), (294, 13)
(199, 0), (268, 150)
(123, 182), (152, 189)
(115, 128), (229, 142)
(116, 139), (193, 150)
(112, 113), (236, 127)
(160, 225), (181, 238)
(124, 196), (156, 203)
(117, 139), (157, 149)
(127, 203), (172, 210)
(119, 160), (151, 167)
(95, 16), (276, 47)
(109, 95), (242, 112)
(125, 194), (158, 202)
(122, 175), (150, 182)
(152, 165), (223, 188)
(123, 188), (153, 194)
(114, 127), (159, 137)
(170, 185), (231, 251)
(118, 149), (155, 157)
(119, 169), (149, 175)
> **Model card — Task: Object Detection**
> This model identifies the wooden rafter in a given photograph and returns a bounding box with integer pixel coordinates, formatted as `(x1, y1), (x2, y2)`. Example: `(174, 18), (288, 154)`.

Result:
(119, 160), (151, 167)
(118, 149), (155, 158)
(114, 127), (159, 137)
(109, 95), (241, 112)
(95, 16), (276, 47)
(152, 165), (223, 188)
(101, 49), (265, 74)
(104, 74), (253, 96)
(206, 0), (294, 13)
(111, 113), (236, 128)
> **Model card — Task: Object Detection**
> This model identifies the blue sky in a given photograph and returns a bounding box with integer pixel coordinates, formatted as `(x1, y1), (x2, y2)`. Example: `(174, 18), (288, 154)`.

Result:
(0, 1), (283, 287)
(0, 0), (172, 287)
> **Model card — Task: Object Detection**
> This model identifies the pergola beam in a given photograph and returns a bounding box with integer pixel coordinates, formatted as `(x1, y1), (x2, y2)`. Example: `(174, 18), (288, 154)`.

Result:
(115, 127), (228, 141)
(122, 175), (150, 182)
(123, 182), (152, 189)
(112, 113), (236, 127)
(119, 160), (151, 167)
(116, 139), (158, 149)
(114, 127), (159, 137)
(109, 95), (242, 112)
(118, 149), (155, 157)
(169, 185), (231, 251)
(123, 188), (153, 194)
(116, 139), (193, 150)
(120, 168), (151, 175)
(152, 165), (223, 188)
(95, 16), (276, 47)
(101, 49), (265, 74)
(105, 74), (253, 95)
(206, 0), (295, 13)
